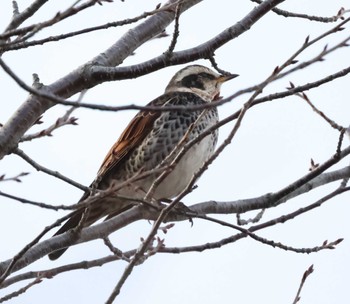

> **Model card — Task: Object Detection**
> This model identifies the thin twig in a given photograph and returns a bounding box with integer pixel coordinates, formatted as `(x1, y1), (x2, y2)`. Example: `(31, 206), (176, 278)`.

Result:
(1, 3), (166, 51)
(336, 129), (346, 157)
(251, 0), (348, 23)
(20, 90), (86, 142)
(14, 148), (88, 191)
(0, 277), (42, 303)
(0, 172), (29, 183)
(0, 190), (72, 211)
(1, 183), (349, 283)
(292, 265), (314, 304)
(0, 254), (127, 289)
(164, 0), (183, 58)
(293, 88), (344, 131)
(4, 0), (48, 32)
(103, 238), (130, 262)
(20, 116), (78, 142)
(161, 186), (350, 254)
(2, 0), (101, 41)
(0, 209), (78, 285)
(6, 20), (349, 115)
(236, 209), (265, 225)
(195, 214), (343, 254)
(208, 55), (233, 75)
(1, 17), (349, 117)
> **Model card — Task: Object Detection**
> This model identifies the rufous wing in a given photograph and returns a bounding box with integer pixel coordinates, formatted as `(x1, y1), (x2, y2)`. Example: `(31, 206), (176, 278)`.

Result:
(96, 101), (165, 179)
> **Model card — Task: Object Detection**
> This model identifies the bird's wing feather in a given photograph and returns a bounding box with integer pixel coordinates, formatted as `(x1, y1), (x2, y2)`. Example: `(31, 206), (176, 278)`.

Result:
(96, 95), (175, 179)
(97, 112), (158, 177)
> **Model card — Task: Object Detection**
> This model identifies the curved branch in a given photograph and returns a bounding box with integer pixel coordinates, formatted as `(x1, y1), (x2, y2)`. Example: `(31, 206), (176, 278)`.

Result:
(162, 186), (349, 254)
(4, 0), (48, 32)
(251, 0), (346, 22)
(90, 0), (286, 82)
(1, 1), (105, 42)
(0, 0), (284, 160)
(0, 0), (200, 159)
(0, 206), (146, 277)
(1, 6), (162, 51)
(1, 161), (349, 279)
(190, 162), (350, 216)
(14, 148), (88, 191)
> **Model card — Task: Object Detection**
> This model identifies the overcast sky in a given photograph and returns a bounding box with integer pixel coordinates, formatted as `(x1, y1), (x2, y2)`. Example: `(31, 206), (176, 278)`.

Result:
(1, 1), (350, 303)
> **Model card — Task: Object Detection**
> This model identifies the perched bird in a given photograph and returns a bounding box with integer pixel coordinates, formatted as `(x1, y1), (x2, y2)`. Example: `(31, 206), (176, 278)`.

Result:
(49, 65), (237, 260)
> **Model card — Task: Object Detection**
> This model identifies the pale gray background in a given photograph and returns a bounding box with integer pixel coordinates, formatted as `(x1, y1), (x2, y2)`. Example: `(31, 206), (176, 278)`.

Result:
(1, 1), (350, 303)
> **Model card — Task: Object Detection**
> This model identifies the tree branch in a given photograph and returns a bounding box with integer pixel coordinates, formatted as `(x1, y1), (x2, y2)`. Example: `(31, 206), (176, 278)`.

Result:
(14, 148), (88, 191)
(251, 0), (347, 22)
(0, 0), (284, 160)
(4, 0), (49, 32)
(292, 265), (314, 304)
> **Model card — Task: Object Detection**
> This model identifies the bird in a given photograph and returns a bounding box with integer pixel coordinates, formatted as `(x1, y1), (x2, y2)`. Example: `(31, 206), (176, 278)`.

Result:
(48, 65), (238, 260)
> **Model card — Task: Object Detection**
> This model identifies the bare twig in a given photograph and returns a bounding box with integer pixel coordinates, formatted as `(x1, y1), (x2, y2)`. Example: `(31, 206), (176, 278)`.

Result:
(0, 0), (206, 160)
(336, 129), (346, 157)
(1, 3), (167, 51)
(4, 0), (48, 32)
(208, 55), (234, 75)
(0, 190), (72, 211)
(1, 182), (349, 283)
(20, 116), (78, 142)
(0, 57), (81, 109)
(164, 0), (183, 58)
(0, 172), (29, 183)
(0, 209), (78, 285)
(0, 277), (42, 303)
(237, 209), (265, 225)
(292, 265), (314, 304)
(195, 214), (343, 254)
(89, 14), (350, 86)
(5, 17), (347, 116)
(0, 254), (127, 288)
(14, 148), (88, 191)
(276, 18), (350, 82)
(251, 0), (348, 22)
(2, 0), (103, 42)
(297, 89), (344, 131)
(6, 63), (348, 116)
(103, 238), (130, 262)
(161, 187), (350, 255)
(20, 91), (86, 142)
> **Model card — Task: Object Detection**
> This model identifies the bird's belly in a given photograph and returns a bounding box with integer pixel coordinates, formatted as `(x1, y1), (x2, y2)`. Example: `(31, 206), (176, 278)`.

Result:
(153, 135), (215, 199)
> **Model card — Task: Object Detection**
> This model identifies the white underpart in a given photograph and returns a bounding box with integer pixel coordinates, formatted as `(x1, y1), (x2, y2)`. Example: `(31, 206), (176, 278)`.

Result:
(154, 134), (214, 199)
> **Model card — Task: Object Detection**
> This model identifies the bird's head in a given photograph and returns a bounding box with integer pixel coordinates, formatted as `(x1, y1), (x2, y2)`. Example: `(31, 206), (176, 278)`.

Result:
(165, 65), (238, 102)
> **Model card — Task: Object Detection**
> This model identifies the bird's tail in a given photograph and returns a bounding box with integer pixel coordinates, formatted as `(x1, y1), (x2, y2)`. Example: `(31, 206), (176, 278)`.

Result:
(48, 190), (91, 260)
(48, 211), (83, 260)
(48, 190), (135, 260)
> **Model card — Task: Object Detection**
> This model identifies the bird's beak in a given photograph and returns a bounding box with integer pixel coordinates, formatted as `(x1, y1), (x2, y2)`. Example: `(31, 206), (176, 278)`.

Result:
(217, 73), (239, 83)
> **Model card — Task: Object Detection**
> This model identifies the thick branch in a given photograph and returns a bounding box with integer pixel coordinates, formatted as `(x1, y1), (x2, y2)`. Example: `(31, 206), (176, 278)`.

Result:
(1, 162), (349, 278)
(89, 0), (286, 81)
(4, 0), (48, 32)
(0, 206), (146, 276)
(0, 0), (284, 160)
(0, 0), (201, 159)
(190, 162), (350, 215)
